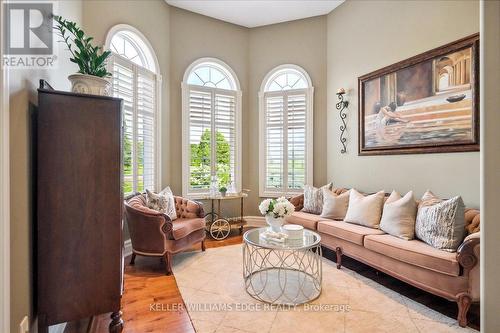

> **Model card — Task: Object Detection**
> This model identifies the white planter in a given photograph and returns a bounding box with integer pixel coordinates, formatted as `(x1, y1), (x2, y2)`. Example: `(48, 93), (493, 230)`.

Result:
(68, 73), (111, 96)
(265, 215), (285, 232)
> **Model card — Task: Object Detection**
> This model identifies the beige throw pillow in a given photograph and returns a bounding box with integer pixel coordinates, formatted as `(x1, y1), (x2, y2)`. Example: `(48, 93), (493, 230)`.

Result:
(344, 189), (385, 228)
(415, 191), (465, 252)
(302, 183), (333, 214)
(320, 188), (350, 220)
(379, 190), (417, 240)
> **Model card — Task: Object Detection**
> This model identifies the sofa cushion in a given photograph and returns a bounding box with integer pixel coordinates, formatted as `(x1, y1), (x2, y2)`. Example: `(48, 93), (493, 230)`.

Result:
(364, 234), (460, 276)
(317, 220), (385, 246)
(285, 211), (328, 230)
(172, 218), (205, 240)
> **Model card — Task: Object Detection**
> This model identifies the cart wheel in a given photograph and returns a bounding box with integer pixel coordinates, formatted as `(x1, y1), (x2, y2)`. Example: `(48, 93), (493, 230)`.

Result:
(210, 218), (231, 240)
(204, 212), (219, 224)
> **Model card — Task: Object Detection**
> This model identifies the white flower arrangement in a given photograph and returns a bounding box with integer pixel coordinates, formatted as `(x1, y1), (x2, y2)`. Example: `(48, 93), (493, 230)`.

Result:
(259, 197), (295, 219)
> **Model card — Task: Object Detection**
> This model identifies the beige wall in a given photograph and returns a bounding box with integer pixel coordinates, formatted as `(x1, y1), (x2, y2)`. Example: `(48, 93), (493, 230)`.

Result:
(8, 2), (82, 331)
(247, 16), (328, 215)
(168, 7), (249, 216)
(326, 0), (480, 207)
(481, 0), (500, 330)
(82, 0), (171, 187)
(168, 11), (328, 216)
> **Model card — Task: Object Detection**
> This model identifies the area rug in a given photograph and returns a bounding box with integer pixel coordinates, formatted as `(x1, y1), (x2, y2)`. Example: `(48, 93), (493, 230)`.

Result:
(173, 244), (476, 333)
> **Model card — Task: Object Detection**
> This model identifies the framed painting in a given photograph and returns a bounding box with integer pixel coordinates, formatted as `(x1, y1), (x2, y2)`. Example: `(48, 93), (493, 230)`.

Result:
(358, 33), (479, 155)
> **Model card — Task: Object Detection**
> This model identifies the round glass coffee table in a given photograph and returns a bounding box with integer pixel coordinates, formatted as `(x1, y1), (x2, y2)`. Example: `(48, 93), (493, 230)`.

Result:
(242, 227), (322, 305)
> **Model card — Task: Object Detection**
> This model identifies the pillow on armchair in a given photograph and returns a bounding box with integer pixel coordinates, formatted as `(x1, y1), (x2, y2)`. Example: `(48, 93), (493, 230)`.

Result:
(146, 187), (177, 220)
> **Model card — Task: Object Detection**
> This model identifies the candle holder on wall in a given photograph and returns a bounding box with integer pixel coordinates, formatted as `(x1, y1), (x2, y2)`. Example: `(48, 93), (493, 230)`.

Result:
(336, 88), (349, 154)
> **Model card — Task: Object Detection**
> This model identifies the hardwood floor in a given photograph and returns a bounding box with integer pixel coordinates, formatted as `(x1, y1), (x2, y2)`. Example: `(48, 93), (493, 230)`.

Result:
(64, 228), (480, 332)
(64, 229), (244, 333)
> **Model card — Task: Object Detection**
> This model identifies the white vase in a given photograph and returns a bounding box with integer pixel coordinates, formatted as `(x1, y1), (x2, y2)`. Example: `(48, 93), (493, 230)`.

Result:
(265, 215), (285, 232)
(68, 73), (111, 96)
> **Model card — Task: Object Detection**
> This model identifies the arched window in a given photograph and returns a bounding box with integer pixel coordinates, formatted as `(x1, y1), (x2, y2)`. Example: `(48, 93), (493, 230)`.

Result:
(106, 25), (161, 194)
(259, 65), (313, 197)
(182, 58), (242, 198)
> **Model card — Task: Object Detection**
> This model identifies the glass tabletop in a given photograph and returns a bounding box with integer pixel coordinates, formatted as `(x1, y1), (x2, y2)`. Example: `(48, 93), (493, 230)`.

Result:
(243, 227), (321, 250)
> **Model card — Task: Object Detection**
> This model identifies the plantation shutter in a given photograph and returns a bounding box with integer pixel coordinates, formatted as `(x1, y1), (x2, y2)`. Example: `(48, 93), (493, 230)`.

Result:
(111, 54), (158, 194)
(287, 92), (307, 190)
(264, 94), (285, 192)
(188, 88), (212, 191)
(214, 91), (237, 188)
(137, 68), (157, 192)
(187, 87), (238, 193)
(263, 90), (308, 194)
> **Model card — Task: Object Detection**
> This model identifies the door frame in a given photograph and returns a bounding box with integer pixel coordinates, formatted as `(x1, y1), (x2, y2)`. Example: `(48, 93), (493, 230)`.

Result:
(0, 0), (11, 331)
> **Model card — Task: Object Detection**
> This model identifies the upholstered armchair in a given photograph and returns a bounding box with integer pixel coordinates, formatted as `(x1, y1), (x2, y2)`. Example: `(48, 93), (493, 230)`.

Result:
(124, 193), (206, 275)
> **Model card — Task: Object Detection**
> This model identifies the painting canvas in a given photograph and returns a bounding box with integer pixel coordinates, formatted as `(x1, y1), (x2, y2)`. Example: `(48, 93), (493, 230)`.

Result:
(358, 34), (479, 155)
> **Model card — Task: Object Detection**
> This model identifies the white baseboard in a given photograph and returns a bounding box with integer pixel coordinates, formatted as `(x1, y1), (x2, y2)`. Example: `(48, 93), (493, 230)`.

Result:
(48, 323), (66, 333)
(124, 239), (133, 257)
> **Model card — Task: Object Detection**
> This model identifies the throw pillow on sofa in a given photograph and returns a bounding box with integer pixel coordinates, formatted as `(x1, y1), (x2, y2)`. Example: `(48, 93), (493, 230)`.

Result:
(415, 190), (465, 252)
(379, 190), (417, 240)
(320, 188), (350, 220)
(146, 186), (177, 220)
(344, 189), (385, 228)
(302, 183), (333, 214)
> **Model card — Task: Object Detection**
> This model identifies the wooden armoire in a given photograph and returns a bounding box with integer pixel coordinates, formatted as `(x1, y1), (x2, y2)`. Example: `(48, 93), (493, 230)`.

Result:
(36, 87), (124, 333)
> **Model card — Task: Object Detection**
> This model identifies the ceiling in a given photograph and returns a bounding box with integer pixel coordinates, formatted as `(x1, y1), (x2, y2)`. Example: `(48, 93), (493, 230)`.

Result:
(165, 0), (344, 28)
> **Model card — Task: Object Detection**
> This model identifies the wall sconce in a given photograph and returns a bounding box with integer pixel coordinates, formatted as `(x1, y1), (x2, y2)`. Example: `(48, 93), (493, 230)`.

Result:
(336, 88), (349, 154)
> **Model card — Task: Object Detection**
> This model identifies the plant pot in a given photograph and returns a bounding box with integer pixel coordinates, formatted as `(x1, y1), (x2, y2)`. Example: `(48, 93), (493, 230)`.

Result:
(220, 191), (227, 197)
(265, 215), (285, 232)
(68, 73), (111, 96)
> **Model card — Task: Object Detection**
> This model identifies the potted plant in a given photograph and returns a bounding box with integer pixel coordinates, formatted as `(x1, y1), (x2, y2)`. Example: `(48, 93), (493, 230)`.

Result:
(258, 197), (295, 232)
(219, 186), (227, 197)
(54, 15), (112, 96)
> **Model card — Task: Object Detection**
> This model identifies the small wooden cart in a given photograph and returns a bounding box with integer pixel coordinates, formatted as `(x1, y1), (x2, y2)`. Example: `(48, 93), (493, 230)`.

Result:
(202, 191), (249, 240)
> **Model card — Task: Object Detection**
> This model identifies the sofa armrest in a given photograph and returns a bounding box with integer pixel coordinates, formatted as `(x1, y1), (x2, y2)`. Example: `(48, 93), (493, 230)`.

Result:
(457, 232), (480, 300)
(288, 194), (304, 211)
(457, 232), (480, 272)
(124, 203), (173, 254)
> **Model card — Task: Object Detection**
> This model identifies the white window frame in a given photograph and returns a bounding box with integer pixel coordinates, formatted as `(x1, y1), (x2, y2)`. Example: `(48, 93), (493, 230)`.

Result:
(259, 64), (314, 197)
(182, 57), (242, 199)
(105, 24), (162, 193)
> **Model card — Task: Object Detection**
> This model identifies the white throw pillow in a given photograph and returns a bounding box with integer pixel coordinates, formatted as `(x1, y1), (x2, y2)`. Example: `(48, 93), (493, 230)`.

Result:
(302, 183), (333, 214)
(146, 186), (177, 221)
(344, 189), (385, 228)
(379, 190), (417, 240)
(320, 188), (350, 220)
(415, 191), (465, 252)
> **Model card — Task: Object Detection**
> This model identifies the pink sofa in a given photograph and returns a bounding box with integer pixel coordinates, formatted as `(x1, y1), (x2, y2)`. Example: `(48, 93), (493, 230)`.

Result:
(287, 190), (480, 328)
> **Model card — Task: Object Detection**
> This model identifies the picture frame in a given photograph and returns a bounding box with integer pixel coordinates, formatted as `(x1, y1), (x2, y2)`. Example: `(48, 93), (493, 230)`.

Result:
(358, 33), (479, 155)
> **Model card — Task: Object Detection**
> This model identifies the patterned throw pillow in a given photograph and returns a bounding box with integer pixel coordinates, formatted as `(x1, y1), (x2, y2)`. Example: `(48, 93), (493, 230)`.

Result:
(415, 191), (465, 252)
(146, 187), (177, 221)
(302, 183), (333, 214)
